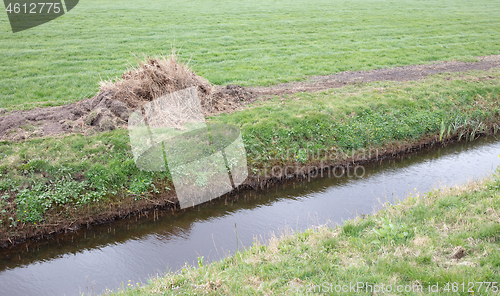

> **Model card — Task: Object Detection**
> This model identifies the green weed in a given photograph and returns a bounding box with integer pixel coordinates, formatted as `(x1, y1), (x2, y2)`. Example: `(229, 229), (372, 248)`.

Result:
(371, 217), (414, 244)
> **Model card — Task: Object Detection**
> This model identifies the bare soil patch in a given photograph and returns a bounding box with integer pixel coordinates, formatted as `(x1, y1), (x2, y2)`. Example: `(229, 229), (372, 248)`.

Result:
(253, 55), (500, 96)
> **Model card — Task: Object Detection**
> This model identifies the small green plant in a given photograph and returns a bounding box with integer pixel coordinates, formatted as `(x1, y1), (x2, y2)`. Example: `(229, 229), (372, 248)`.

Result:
(8, 216), (17, 228)
(197, 256), (204, 268)
(0, 177), (17, 191)
(489, 162), (500, 191)
(18, 158), (48, 173)
(371, 217), (413, 244)
(0, 165), (7, 176)
(16, 178), (90, 223)
(321, 238), (337, 252)
(296, 149), (308, 164)
(128, 175), (158, 199)
(439, 119), (446, 141)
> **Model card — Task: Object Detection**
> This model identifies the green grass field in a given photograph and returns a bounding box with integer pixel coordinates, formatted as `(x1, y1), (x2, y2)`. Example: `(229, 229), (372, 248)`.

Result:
(1, 0), (500, 110)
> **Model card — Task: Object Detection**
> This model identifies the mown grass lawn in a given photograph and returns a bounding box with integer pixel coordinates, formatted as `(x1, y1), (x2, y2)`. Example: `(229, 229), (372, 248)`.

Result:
(1, 0), (500, 110)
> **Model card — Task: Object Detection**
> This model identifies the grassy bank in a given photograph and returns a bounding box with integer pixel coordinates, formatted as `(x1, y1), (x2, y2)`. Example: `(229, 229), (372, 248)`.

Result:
(0, 68), (499, 244)
(2, 0), (500, 110)
(111, 166), (500, 295)
(214, 69), (500, 170)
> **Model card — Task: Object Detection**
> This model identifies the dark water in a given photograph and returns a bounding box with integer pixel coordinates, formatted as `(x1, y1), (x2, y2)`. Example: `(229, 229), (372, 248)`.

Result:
(0, 137), (499, 296)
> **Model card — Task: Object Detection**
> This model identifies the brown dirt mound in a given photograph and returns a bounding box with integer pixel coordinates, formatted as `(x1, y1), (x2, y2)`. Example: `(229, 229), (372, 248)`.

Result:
(209, 84), (257, 115)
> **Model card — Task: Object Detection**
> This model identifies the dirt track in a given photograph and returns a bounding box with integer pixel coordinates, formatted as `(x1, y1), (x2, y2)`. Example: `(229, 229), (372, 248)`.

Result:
(253, 55), (500, 95)
(1, 55), (499, 141)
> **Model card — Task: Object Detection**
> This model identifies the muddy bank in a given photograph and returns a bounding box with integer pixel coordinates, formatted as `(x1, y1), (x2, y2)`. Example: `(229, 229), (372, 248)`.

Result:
(0, 191), (179, 248)
(1, 128), (497, 249)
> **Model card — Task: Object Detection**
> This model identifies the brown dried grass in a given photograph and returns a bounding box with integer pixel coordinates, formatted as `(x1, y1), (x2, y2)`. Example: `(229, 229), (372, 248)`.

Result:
(99, 52), (212, 110)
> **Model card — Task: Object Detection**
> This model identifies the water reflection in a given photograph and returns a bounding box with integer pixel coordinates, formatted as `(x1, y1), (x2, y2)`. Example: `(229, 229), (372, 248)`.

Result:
(0, 136), (499, 296)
